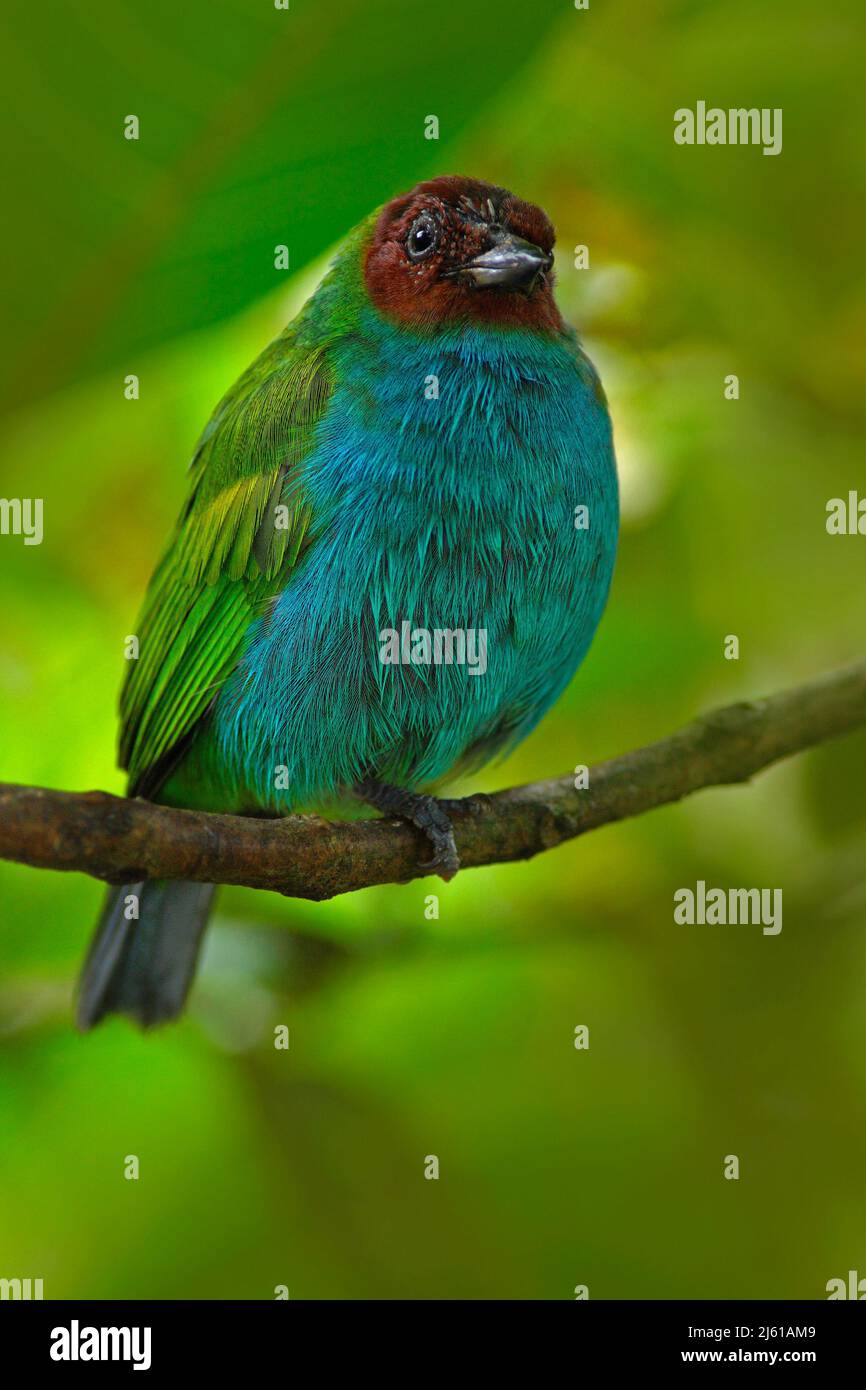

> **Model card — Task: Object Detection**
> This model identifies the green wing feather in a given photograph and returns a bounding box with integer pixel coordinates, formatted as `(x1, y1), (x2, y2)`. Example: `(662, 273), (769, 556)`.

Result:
(120, 331), (332, 796)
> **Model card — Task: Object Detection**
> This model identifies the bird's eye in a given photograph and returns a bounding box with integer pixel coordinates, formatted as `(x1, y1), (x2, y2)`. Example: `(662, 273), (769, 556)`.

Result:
(406, 213), (438, 261)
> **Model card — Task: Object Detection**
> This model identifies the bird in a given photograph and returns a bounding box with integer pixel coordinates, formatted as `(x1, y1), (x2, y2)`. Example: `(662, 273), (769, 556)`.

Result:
(77, 174), (619, 1030)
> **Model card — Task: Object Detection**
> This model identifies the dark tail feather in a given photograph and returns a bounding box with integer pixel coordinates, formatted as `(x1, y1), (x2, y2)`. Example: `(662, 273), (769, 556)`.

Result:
(77, 879), (215, 1031)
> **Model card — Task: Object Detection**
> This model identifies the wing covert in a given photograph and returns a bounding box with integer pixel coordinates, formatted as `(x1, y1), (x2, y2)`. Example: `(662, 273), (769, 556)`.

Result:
(120, 334), (331, 795)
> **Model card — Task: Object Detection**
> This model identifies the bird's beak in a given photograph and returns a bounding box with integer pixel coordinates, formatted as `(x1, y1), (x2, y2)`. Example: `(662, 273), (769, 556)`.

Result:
(462, 232), (553, 290)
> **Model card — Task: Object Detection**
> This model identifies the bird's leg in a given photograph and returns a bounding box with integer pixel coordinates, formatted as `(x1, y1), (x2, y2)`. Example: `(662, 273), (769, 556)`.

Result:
(354, 778), (460, 881)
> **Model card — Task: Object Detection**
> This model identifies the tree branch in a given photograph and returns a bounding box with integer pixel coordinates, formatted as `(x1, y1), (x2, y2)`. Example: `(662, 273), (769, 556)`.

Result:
(1, 661), (864, 901)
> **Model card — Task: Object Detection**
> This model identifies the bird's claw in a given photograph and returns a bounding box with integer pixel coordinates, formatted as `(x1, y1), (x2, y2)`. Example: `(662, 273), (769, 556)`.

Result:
(418, 825), (460, 882)
(354, 778), (461, 882)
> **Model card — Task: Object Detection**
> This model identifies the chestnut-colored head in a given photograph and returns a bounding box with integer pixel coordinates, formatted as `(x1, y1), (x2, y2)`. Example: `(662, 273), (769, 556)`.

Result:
(364, 175), (563, 333)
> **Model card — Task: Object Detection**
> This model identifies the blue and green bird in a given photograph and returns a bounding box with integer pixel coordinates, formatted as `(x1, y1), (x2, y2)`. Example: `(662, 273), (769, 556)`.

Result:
(78, 175), (618, 1029)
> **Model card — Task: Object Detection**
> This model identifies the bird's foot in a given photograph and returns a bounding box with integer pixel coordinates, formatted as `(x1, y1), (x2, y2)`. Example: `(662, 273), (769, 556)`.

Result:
(355, 779), (460, 881)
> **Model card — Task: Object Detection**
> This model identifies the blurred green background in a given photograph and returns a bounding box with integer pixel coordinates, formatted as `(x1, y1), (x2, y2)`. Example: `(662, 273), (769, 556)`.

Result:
(1, 0), (865, 1299)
